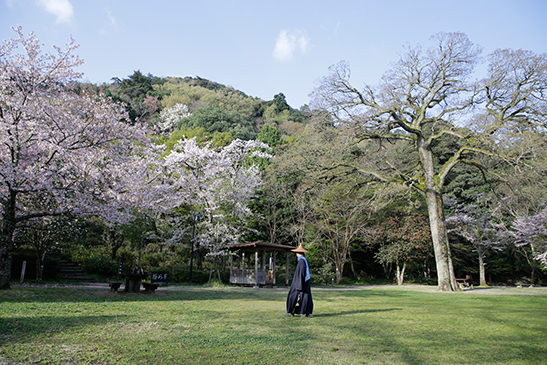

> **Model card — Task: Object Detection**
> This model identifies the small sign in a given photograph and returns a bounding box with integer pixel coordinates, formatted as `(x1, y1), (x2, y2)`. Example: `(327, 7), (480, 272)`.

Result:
(151, 271), (169, 286)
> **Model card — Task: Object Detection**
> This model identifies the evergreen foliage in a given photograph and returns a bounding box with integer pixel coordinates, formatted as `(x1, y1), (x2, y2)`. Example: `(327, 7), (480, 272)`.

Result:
(5, 28), (547, 288)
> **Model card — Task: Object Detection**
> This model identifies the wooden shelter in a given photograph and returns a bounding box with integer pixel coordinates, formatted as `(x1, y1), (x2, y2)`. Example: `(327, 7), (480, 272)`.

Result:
(228, 241), (295, 287)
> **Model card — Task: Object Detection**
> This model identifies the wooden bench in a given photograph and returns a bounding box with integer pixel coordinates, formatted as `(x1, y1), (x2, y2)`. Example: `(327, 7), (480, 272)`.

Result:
(142, 282), (159, 293)
(109, 282), (123, 292)
(456, 278), (474, 290)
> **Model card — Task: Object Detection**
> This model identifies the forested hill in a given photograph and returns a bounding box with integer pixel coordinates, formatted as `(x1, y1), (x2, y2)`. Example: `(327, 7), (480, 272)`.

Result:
(81, 70), (309, 144)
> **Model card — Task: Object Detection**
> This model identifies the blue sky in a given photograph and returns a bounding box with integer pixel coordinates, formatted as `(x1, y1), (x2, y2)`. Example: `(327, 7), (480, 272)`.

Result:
(2, 0), (546, 108)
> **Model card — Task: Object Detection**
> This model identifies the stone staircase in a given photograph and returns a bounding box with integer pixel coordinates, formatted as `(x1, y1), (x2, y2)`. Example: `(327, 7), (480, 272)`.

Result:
(57, 259), (96, 283)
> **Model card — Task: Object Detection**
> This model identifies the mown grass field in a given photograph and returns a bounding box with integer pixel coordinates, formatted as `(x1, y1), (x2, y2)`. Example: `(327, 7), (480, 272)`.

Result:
(1, 284), (546, 364)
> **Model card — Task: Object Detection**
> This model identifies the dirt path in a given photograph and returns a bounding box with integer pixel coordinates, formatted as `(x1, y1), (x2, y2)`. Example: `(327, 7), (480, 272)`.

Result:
(13, 282), (547, 296)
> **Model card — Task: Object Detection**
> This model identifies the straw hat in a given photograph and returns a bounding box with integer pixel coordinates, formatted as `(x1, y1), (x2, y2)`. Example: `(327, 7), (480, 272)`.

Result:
(291, 244), (309, 253)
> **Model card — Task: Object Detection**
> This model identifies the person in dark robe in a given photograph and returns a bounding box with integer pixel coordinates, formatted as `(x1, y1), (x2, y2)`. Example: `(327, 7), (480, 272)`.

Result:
(284, 244), (313, 317)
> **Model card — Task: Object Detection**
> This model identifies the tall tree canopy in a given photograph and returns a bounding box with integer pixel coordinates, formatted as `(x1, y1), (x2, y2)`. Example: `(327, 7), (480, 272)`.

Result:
(177, 105), (256, 141)
(0, 26), (152, 289)
(312, 32), (547, 291)
(164, 138), (271, 257)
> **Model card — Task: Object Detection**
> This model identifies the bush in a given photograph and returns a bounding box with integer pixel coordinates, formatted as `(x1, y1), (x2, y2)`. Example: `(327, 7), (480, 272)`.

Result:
(317, 263), (336, 285)
(141, 252), (163, 268)
(82, 255), (117, 277)
(115, 247), (137, 269)
(150, 263), (210, 284)
(64, 245), (116, 278)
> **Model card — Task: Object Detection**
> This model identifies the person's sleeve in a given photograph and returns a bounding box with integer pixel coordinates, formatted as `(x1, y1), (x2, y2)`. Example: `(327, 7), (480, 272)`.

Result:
(293, 260), (305, 291)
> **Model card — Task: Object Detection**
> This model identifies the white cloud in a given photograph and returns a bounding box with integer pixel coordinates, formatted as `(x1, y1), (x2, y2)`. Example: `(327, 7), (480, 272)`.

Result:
(106, 7), (116, 26)
(273, 29), (309, 62)
(37, 0), (74, 24)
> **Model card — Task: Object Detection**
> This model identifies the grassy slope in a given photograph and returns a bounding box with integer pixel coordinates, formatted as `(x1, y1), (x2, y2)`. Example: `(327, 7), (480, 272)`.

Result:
(1, 286), (546, 364)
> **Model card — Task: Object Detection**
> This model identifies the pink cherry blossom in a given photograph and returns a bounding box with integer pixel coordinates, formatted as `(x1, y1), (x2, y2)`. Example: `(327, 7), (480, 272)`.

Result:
(0, 26), (152, 288)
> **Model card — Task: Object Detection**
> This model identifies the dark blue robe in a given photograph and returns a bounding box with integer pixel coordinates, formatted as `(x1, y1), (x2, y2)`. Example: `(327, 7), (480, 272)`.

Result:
(286, 255), (313, 316)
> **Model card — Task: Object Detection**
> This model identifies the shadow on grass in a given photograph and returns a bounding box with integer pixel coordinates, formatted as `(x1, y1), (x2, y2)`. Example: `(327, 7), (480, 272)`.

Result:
(0, 286), (413, 305)
(0, 287), (285, 304)
(313, 308), (403, 317)
(0, 314), (127, 343)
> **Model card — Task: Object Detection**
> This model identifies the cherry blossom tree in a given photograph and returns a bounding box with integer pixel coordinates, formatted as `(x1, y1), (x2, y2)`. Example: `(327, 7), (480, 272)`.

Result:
(445, 197), (506, 286)
(164, 138), (271, 264)
(511, 207), (547, 269)
(156, 103), (192, 134)
(0, 26), (152, 289)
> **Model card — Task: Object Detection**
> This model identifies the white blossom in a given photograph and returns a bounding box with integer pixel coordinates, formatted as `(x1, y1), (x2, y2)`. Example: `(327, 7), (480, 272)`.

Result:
(164, 138), (271, 255)
(157, 103), (191, 133)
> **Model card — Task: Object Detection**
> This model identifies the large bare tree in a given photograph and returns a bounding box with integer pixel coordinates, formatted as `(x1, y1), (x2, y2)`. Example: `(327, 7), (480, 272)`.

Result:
(312, 32), (547, 291)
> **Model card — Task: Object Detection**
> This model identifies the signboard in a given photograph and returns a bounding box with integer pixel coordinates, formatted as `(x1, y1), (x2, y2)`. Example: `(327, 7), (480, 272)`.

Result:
(151, 271), (169, 286)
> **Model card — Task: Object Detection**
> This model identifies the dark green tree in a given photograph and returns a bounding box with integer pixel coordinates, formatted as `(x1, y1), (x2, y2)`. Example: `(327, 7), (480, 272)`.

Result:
(177, 105), (256, 140)
(375, 212), (433, 285)
(15, 217), (84, 281)
(273, 93), (290, 113)
(257, 125), (282, 148)
(108, 70), (164, 124)
(120, 70), (153, 101)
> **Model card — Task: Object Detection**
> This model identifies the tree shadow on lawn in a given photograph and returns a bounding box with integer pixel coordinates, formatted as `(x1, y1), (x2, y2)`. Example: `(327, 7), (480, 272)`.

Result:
(0, 314), (127, 343)
(325, 303), (547, 365)
(0, 287), (286, 304)
(0, 286), (425, 307)
(312, 308), (403, 317)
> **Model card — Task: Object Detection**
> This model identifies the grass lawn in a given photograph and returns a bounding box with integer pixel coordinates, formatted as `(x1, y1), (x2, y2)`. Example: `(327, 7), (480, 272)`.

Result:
(0, 284), (546, 364)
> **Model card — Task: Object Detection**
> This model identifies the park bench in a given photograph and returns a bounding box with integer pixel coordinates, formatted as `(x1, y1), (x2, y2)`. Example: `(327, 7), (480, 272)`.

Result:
(456, 278), (474, 290)
(109, 282), (123, 292)
(142, 282), (159, 293)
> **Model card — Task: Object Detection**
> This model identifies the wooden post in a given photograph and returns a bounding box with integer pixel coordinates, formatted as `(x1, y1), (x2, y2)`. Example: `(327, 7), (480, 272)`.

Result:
(273, 252), (277, 287)
(254, 251), (259, 288)
(230, 254), (233, 284)
(20, 261), (26, 284)
(242, 252), (245, 270)
(286, 252), (290, 286)
(261, 250), (266, 287)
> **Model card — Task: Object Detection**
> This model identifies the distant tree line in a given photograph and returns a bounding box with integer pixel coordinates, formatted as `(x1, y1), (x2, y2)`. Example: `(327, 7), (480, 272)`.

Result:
(2, 26), (546, 290)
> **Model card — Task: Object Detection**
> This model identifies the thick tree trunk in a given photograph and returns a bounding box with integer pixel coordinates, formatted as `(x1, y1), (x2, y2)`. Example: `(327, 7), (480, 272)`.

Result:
(333, 243), (345, 285)
(420, 145), (457, 291)
(382, 262), (392, 280)
(36, 251), (46, 281)
(107, 230), (125, 261)
(0, 192), (17, 289)
(529, 245), (536, 285)
(335, 266), (342, 285)
(0, 246), (12, 290)
(425, 186), (457, 291)
(477, 248), (488, 286)
(335, 258), (346, 285)
(396, 262), (406, 285)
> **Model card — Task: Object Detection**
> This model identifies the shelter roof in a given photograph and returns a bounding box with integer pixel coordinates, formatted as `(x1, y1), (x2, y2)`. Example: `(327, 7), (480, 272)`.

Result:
(229, 241), (296, 252)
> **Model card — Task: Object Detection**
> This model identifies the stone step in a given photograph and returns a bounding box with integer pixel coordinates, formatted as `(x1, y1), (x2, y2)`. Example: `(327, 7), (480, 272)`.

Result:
(56, 258), (96, 282)
(59, 274), (96, 282)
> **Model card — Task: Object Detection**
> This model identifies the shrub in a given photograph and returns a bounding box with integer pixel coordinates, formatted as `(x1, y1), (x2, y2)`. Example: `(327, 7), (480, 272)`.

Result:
(82, 255), (117, 277)
(141, 252), (163, 268)
(152, 263), (210, 284)
(115, 247), (137, 269)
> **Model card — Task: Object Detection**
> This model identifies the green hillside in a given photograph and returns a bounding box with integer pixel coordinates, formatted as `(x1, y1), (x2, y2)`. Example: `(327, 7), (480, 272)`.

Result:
(85, 71), (309, 145)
